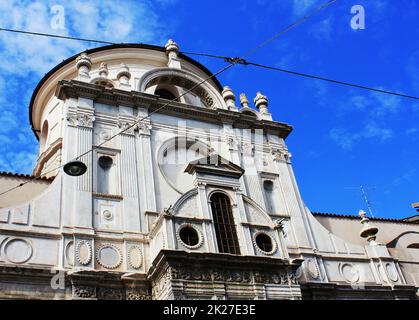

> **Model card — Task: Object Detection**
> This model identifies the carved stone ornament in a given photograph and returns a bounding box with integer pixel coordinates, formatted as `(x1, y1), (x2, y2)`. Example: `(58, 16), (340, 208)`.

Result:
(137, 121), (152, 136)
(127, 245), (143, 269)
(126, 289), (152, 300)
(76, 240), (92, 265)
(66, 113), (78, 126)
(96, 244), (122, 269)
(339, 263), (360, 284)
(241, 142), (254, 156)
(305, 258), (320, 280)
(97, 287), (124, 300)
(166, 265), (297, 286)
(118, 120), (135, 135)
(77, 114), (95, 128)
(73, 285), (96, 299)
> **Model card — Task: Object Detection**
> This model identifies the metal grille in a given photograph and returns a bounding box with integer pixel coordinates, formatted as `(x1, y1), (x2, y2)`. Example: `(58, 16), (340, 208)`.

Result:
(210, 193), (241, 255)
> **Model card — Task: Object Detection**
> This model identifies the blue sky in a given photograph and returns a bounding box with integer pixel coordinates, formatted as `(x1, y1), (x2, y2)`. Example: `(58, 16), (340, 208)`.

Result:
(0, 0), (418, 218)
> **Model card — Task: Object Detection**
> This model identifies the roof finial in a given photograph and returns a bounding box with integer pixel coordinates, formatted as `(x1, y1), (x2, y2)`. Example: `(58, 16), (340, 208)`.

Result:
(254, 91), (269, 114)
(222, 86), (237, 111)
(117, 63), (131, 88)
(165, 39), (181, 69)
(99, 62), (109, 78)
(359, 209), (379, 244)
(239, 93), (250, 108)
(75, 52), (92, 80)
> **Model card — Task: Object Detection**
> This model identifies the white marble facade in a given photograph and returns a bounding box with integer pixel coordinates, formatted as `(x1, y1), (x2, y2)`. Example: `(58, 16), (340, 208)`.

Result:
(0, 40), (418, 300)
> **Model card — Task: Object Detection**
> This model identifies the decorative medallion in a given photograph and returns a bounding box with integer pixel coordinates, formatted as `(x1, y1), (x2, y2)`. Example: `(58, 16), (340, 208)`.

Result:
(305, 258), (320, 280)
(76, 240), (92, 265)
(385, 263), (399, 282)
(127, 245), (143, 269)
(4, 238), (33, 264)
(65, 241), (75, 266)
(96, 244), (122, 269)
(339, 263), (360, 283)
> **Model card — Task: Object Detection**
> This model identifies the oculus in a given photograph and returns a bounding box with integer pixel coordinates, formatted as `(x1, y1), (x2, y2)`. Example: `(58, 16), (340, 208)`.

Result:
(253, 232), (277, 255)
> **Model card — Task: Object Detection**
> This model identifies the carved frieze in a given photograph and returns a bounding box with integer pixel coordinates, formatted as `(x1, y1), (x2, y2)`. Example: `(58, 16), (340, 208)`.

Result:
(162, 265), (298, 285)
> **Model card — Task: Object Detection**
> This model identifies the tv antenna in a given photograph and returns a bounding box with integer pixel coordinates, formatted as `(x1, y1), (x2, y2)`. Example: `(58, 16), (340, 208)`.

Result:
(344, 185), (376, 218)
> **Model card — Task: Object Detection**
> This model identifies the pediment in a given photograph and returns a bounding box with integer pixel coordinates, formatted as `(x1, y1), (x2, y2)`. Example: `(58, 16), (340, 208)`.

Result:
(184, 154), (244, 178)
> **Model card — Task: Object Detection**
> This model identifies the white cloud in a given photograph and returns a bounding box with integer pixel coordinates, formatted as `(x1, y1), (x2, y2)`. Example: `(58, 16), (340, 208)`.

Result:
(329, 122), (394, 150)
(0, 0), (177, 174)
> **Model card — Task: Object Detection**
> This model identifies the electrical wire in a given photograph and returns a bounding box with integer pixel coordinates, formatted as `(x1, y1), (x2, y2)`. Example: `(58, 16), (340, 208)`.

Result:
(0, 0), (337, 197)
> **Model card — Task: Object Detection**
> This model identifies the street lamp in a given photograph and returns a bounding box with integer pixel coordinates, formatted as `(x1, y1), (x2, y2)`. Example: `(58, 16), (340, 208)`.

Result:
(63, 160), (87, 176)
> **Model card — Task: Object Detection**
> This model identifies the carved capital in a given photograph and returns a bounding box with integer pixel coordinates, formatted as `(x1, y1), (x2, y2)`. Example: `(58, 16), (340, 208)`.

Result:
(137, 121), (152, 136)
(77, 114), (95, 128)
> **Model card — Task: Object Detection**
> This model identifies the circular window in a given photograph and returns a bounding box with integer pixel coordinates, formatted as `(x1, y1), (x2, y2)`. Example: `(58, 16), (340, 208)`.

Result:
(98, 155), (113, 169)
(179, 226), (199, 246)
(177, 225), (203, 249)
(255, 233), (276, 254)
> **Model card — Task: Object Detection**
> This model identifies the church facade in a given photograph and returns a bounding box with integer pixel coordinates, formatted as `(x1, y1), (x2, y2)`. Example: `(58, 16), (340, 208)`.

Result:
(0, 40), (418, 300)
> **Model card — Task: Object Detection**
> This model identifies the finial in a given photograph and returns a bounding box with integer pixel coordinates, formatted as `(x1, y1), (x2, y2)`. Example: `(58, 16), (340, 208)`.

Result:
(359, 209), (379, 244)
(222, 86), (237, 110)
(117, 63), (131, 86)
(99, 62), (109, 78)
(75, 52), (92, 78)
(165, 39), (180, 54)
(254, 91), (269, 114)
(165, 39), (181, 69)
(239, 93), (249, 108)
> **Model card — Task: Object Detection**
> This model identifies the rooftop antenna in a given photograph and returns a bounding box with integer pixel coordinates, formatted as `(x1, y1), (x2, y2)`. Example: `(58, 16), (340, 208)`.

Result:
(344, 185), (376, 218)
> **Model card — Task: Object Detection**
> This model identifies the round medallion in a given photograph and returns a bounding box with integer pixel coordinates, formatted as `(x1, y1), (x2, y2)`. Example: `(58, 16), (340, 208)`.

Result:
(339, 263), (360, 283)
(96, 244), (122, 269)
(128, 245), (143, 269)
(306, 258), (320, 280)
(102, 210), (113, 221)
(4, 238), (33, 264)
(385, 263), (399, 282)
(65, 241), (75, 266)
(76, 240), (92, 265)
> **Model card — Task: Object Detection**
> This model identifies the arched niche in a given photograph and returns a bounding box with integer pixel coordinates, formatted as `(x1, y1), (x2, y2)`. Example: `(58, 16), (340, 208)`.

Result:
(138, 68), (226, 109)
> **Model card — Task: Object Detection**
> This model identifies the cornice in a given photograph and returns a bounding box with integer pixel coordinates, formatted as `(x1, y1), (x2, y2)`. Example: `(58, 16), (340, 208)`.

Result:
(56, 80), (293, 139)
